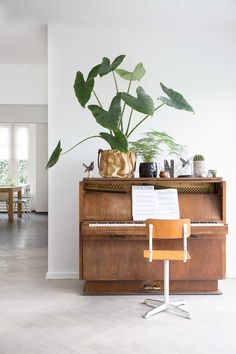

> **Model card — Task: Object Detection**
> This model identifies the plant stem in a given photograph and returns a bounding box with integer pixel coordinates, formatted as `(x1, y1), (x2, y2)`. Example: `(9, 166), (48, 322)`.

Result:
(61, 135), (102, 155)
(119, 117), (124, 133)
(119, 76), (133, 133)
(93, 90), (103, 108)
(127, 103), (165, 138)
(125, 108), (133, 136)
(112, 71), (119, 93)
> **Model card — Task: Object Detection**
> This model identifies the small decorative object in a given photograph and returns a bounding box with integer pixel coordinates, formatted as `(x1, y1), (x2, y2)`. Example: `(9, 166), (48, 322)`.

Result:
(139, 162), (158, 178)
(47, 55), (194, 177)
(159, 170), (170, 178)
(193, 154), (205, 177)
(164, 159), (174, 178)
(130, 131), (183, 178)
(83, 161), (94, 178)
(179, 157), (192, 177)
(208, 169), (217, 177)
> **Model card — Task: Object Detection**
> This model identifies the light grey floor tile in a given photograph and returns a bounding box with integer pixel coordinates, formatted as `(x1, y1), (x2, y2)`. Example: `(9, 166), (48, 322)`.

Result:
(0, 214), (235, 354)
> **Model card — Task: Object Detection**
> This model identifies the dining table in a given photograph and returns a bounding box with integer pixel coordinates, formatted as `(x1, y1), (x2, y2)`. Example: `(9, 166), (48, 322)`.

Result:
(0, 185), (22, 222)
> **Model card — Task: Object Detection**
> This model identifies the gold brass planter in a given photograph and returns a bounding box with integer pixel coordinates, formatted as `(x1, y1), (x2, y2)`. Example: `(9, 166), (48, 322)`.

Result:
(98, 149), (136, 178)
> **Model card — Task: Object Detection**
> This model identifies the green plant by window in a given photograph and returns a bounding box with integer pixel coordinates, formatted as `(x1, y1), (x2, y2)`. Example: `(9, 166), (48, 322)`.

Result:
(0, 160), (9, 184)
(47, 55), (194, 168)
(18, 160), (28, 184)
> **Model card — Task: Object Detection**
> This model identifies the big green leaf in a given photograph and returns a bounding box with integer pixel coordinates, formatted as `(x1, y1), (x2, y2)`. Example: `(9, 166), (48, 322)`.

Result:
(159, 82), (194, 112)
(100, 130), (128, 152)
(87, 64), (100, 80)
(121, 86), (155, 115)
(88, 95), (121, 130)
(46, 141), (62, 169)
(99, 55), (125, 77)
(74, 64), (100, 108)
(115, 63), (146, 81)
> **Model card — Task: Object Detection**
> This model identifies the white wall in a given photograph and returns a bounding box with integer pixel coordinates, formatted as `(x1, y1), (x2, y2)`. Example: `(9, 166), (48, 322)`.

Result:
(35, 124), (48, 212)
(28, 124), (36, 210)
(48, 24), (236, 278)
(0, 105), (47, 124)
(0, 62), (48, 212)
(0, 65), (47, 104)
(28, 124), (48, 212)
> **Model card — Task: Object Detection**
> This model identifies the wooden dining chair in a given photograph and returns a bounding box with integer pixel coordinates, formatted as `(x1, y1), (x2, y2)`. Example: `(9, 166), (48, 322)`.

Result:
(0, 192), (9, 212)
(13, 185), (31, 221)
(143, 219), (191, 320)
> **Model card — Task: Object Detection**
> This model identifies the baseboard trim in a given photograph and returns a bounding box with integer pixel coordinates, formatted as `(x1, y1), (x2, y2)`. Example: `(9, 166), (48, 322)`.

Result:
(46, 272), (79, 279)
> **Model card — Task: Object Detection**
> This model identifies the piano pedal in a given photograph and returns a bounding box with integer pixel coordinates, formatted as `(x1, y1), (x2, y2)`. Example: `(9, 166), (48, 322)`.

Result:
(144, 283), (162, 292)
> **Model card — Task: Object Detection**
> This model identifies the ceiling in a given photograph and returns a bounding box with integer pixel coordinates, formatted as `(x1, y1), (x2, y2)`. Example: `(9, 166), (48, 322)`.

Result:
(0, 0), (236, 64)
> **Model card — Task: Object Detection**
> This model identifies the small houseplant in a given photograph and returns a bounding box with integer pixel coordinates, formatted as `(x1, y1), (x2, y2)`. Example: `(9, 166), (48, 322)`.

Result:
(130, 131), (183, 177)
(47, 54), (194, 177)
(193, 154), (205, 177)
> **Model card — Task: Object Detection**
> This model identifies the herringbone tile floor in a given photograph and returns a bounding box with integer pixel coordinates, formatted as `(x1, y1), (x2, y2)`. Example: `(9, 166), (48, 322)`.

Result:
(0, 214), (235, 353)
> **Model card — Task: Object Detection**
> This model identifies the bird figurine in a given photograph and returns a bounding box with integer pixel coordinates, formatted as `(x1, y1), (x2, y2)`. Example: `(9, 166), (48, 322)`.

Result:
(83, 161), (94, 178)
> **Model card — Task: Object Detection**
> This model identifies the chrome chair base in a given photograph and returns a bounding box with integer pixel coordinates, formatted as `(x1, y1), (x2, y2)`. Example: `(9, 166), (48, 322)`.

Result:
(143, 298), (191, 319)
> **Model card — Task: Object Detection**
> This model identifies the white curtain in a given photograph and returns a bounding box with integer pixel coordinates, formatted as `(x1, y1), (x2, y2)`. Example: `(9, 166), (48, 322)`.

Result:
(13, 126), (29, 160)
(0, 125), (10, 160)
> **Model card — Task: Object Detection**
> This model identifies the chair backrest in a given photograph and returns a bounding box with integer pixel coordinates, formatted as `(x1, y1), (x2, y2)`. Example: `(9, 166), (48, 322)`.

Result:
(0, 192), (8, 201)
(145, 219), (191, 263)
(145, 219), (191, 239)
(23, 185), (31, 197)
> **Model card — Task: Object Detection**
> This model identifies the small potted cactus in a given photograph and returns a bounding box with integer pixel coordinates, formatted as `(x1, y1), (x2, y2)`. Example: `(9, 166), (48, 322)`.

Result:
(193, 154), (205, 177)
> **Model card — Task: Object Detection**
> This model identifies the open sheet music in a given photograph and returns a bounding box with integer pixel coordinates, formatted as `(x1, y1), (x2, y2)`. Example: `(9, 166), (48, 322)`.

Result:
(132, 186), (180, 221)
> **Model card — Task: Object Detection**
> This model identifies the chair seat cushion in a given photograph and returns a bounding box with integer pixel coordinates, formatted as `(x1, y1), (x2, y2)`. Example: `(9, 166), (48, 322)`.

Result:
(144, 250), (191, 261)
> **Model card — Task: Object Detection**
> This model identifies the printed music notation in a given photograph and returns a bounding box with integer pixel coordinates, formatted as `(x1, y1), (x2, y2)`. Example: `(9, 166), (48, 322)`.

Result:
(132, 186), (180, 221)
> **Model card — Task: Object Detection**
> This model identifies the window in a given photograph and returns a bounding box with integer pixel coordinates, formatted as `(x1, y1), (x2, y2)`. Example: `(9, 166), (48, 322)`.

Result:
(0, 160), (9, 184)
(14, 125), (29, 185)
(18, 160), (28, 184)
(0, 124), (29, 185)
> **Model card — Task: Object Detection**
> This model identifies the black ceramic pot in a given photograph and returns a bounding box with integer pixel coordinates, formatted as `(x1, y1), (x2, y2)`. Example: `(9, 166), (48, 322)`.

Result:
(139, 162), (158, 178)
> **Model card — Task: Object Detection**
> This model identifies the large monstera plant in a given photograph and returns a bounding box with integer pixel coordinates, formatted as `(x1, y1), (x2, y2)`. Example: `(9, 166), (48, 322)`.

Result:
(47, 54), (194, 169)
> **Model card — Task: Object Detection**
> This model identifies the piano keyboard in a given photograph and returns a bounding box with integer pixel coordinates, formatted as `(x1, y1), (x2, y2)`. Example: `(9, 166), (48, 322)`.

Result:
(82, 221), (227, 237)
(89, 222), (145, 227)
(89, 221), (224, 227)
(191, 222), (224, 227)
(88, 222), (224, 227)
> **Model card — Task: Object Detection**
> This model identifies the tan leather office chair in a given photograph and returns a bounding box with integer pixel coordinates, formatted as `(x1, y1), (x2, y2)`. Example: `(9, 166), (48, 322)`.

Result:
(143, 219), (191, 319)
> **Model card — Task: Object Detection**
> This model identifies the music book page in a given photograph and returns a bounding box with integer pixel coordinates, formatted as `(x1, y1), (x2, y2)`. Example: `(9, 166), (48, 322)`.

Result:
(132, 186), (179, 220)
(155, 189), (180, 219)
(132, 186), (156, 221)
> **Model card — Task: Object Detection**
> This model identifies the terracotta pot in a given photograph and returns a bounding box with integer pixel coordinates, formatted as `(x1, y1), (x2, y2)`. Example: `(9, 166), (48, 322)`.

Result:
(159, 171), (170, 178)
(97, 149), (136, 178)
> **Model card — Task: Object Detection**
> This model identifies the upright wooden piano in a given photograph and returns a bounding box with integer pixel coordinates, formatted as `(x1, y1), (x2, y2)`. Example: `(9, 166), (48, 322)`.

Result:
(79, 178), (228, 295)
